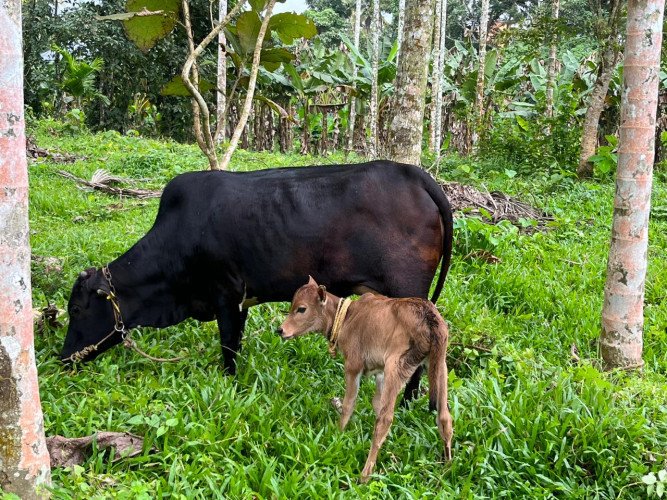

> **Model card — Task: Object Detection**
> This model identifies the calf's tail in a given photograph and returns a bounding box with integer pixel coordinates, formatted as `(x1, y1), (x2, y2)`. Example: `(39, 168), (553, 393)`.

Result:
(427, 319), (454, 460)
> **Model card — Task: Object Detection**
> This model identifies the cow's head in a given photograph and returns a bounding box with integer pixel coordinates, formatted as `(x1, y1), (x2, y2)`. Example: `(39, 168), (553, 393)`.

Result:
(278, 276), (330, 340)
(60, 267), (123, 363)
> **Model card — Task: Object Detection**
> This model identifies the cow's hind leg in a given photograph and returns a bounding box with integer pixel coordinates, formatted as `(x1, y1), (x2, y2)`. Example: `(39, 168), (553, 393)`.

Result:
(217, 303), (243, 375)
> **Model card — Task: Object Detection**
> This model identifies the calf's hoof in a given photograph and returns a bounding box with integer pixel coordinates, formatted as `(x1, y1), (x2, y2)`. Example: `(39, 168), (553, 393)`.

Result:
(359, 473), (371, 484)
(330, 397), (343, 415)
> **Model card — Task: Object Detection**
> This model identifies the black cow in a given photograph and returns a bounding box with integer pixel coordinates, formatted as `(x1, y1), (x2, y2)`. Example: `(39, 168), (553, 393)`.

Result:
(61, 160), (453, 401)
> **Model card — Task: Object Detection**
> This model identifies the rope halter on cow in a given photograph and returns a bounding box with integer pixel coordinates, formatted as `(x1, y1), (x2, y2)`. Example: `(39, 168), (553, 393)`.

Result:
(64, 266), (185, 364)
(328, 297), (352, 358)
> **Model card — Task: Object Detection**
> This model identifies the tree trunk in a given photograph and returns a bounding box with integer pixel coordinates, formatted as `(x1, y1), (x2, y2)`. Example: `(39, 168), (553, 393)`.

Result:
(577, 0), (623, 178)
(577, 45), (622, 177)
(0, 2), (52, 497)
(346, 0), (362, 155)
(301, 101), (310, 154)
(429, 0), (442, 152)
(545, 0), (560, 118)
(219, 0), (277, 170)
(215, 0), (227, 143)
(600, 0), (664, 370)
(434, 0), (448, 154)
(385, 0), (435, 165)
(472, 0), (490, 149)
(369, 0), (380, 159)
(396, 0), (406, 65)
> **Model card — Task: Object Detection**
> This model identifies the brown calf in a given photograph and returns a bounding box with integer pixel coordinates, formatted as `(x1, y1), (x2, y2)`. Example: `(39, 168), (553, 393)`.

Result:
(278, 277), (453, 483)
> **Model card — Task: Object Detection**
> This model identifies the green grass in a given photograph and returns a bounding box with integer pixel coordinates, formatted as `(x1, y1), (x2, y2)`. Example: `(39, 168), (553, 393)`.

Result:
(24, 119), (667, 498)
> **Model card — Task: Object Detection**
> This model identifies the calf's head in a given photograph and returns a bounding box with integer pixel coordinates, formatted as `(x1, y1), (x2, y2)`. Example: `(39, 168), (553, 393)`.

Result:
(60, 267), (123, 363)
(279, 276), (329, 340)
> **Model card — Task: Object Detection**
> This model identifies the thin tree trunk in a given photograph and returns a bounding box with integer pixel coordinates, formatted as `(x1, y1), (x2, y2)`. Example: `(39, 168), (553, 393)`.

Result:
(215, 0), (227, 143)
(347, 0), (362, 155)
(301, 101), (310, 154)
(183, 0), (208, 157)
(577, 0), (623, 178)
(181, 0), (247, 170)
(472, 0), (490, 149)
(396, 0), (406, 65)
(577, 46), (622, 177)
(0, 2), (52, 496)
(369, 0), (380, 158)
(434, 0), (448, 154)
(385, 0), (436, 165)
(600, 0), (664, 370)
(545, 0), (560, 118)
(429, 0), (443, 152)
(219, 0), (277, 170)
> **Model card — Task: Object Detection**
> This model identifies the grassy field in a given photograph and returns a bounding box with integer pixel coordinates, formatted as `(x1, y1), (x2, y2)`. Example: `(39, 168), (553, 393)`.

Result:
(24, 119), (667, 498)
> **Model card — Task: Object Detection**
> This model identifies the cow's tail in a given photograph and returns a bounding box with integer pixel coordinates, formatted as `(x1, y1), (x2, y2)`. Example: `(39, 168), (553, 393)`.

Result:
(427, 316), (453, 459)
(421, 173), (453, 304)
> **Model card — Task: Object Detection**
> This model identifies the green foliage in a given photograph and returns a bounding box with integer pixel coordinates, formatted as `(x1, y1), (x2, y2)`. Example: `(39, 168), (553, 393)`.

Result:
(588, 135), (618, 177)
(28, 122), (667, 497)
(159, 75), (216, 97)
(120, 0), (180, 52)
(643, 469), (667, 498)
(51, 44), (110, 107)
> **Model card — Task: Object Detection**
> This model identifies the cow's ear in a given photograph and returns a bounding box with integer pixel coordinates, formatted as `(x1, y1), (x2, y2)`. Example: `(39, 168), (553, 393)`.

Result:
(317, 285), (327, 303)
(308, 275), (317, 286)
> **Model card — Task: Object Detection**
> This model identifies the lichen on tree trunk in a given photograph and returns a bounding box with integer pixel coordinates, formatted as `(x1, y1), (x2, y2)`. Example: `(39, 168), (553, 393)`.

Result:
(0, 1), (52, 496)
(600, 0), (665, 370)
(385, 0), (435, 165)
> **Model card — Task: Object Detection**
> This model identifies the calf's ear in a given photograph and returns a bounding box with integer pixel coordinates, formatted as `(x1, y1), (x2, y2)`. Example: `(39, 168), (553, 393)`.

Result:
(317, 285), (326, 303)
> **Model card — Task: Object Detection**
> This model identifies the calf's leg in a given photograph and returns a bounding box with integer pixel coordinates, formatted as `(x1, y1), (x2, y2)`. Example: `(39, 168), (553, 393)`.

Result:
(360, 364), (417, 483)
(372, 373), (385, 417)
(340, 366), (363, 430)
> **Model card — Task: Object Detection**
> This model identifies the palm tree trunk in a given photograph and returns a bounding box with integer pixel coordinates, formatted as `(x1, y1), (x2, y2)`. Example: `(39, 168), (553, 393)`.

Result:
(369, 0), (380, 159)
(347, 0), (362, 155)
(434, 0), (448, 154)
(429, 0), (442, 152)
(600, 0), (665, 370)
(396, 0), (406, 65)
(472, 0), (490, 150)
(0, 1), (52, 496)
(545, 0), (559, 118)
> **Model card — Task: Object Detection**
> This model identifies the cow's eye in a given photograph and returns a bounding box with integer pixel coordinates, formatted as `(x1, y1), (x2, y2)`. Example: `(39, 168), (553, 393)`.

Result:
(70, 305), (80, 316)
(296, 306), (306, 314)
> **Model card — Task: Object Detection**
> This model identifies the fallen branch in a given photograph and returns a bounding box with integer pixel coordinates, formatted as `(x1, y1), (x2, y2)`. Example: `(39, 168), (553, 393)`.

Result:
(57, 170), (161, 199)
(441, 181), (553, 230)
(47, 432), (151, 468)
(27, 136), (81, 163)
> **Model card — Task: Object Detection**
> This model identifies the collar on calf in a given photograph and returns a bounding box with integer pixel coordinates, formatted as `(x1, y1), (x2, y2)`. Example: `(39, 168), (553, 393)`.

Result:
(328, 298), (352, 358)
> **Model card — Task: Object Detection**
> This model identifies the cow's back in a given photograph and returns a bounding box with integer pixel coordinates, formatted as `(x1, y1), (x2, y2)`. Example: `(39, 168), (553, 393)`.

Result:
(152, 161), (446, 303)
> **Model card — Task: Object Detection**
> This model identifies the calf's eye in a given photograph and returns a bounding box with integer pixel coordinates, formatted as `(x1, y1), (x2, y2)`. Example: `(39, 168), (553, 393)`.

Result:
(296, 306), (306, 314)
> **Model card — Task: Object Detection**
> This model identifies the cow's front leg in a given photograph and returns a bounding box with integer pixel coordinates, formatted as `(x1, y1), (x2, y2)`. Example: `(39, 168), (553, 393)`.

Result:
(217, 303), (243, 375)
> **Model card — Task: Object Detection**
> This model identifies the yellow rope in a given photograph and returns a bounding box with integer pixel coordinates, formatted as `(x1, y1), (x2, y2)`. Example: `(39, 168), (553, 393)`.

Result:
(328, 298), (352, 357)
